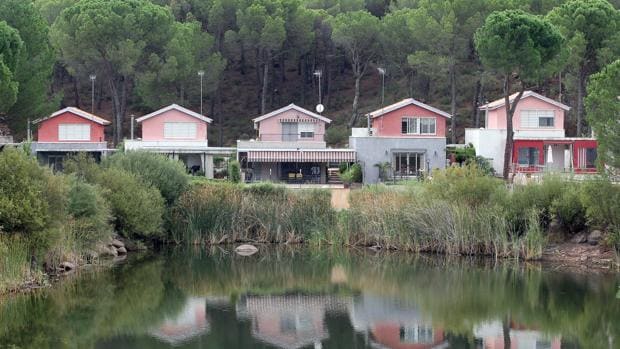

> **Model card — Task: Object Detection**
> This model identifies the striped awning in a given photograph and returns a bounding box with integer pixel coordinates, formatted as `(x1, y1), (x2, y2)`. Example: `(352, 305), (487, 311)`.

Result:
(246, 149), (356, 163)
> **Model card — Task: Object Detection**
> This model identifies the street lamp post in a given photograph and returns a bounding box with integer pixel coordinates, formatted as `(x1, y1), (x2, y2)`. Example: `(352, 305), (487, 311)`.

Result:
(197, 70), (205, 115)
(313, 70), (322, 105)
(89, 74), (96, 114)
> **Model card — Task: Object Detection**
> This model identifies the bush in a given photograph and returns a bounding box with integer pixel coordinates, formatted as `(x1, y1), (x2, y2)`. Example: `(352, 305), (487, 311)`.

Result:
(96, 168), (165, 239)
(325, 125), (349, 146)
(551, 188), (586, 234)
(0, 148), (52, 233)
(425, 164), (504, 207)
(104, 151), (189, 205)
(67, 179), (113, 249)
(579, 179), (620, 230)
(63, 152), (100, 182)
(341, 163), (362, 184)
(228, 160), (241, 183)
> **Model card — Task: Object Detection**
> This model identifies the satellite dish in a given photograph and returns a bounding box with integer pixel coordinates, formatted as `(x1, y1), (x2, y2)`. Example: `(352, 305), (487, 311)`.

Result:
(316, 104), (325, 113)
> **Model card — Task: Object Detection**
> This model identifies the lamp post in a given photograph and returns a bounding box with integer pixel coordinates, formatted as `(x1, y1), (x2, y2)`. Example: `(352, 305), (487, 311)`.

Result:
(197, 70), (205, 115)
(377, 67), (386, 107)
(313, 70), (322, 105)
(89, 74), (96, 114)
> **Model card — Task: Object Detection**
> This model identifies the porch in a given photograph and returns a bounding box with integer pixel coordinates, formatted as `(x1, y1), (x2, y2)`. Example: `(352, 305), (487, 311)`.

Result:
(238, 149), (356, 184)
(512, 139), (598, 174)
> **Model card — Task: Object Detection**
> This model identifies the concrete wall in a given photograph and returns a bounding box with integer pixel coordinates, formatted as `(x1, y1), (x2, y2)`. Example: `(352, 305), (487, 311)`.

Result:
(349, 136), (446, 184)
(37, 112), (106, 142)
(140, 109), (208, 141)
(465, 128), (506, 176)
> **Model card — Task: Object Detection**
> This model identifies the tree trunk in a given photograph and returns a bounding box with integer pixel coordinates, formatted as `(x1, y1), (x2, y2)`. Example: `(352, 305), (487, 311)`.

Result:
(449, 63), (457, 144)
(72, 77), (81, 108)
(108, 78), (121, 145)
(502, 317), (511, 349)
(473, 78), (482, 127)
(349, 73), (361, 127)
(261, 52), (270, 115)
(576, 65), (586, 136)
(408, 70), (415, 98)
(502, 76), (525, 180)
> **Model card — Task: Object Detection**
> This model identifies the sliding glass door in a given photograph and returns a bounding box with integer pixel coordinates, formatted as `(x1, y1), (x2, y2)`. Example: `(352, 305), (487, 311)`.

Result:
(393, 152), (424, 177)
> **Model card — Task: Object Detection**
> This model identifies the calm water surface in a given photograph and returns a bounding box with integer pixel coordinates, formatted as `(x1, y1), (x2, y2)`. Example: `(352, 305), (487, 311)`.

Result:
(1, 247), (619, 349)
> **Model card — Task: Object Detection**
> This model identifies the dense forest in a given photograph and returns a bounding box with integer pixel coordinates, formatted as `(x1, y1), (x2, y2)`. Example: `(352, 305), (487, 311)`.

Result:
(0, 0), (618, 146)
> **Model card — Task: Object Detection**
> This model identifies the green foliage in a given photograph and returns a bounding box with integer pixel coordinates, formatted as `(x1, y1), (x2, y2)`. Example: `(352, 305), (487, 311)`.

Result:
(228, 159), (241, 183)
(585, 60), (620, 169)
(67, 179), (112, 248)
(551, 188), (586, 234)
(579, 179), (620, 230)
(325, 125), (349, 146)
(0, 21), (22, 114)
(104, 151), (189, 205)
(340, 163), (362, 183)
(475, 9), (563, 82)
(95, 168), (164, 239)
(0, 0), (57, 135)
(0, 147), (52, 233)
(425, 164), (504, 207)
(0, 235), (31, 293)
(170, 182), (334, 244)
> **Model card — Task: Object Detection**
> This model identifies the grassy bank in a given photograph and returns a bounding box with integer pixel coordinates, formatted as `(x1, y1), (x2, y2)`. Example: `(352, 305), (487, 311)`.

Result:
(171, 166), (620, 260)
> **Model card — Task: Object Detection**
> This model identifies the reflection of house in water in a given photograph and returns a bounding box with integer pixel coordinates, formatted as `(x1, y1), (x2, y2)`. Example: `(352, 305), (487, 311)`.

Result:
(149, 297), (209, 345)
(236, 294), (349, 349)
(474, 321), (561, 349)
(348, 295), (447, 349)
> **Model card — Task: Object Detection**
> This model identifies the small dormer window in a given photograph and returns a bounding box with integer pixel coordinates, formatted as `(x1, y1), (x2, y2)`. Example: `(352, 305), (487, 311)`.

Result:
(298, 123), (314, 139)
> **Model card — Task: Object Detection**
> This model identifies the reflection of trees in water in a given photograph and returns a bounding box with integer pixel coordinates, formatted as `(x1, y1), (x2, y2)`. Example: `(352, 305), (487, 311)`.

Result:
(0, 247), (618, 348)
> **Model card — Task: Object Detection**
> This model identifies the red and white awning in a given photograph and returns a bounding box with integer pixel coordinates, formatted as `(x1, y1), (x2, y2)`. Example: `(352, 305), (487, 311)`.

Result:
(245, 149), (356, 163)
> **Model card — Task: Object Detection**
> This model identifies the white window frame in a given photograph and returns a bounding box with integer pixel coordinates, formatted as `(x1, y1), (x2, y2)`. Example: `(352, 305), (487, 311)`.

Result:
(298, 122), (315, 139)
(401, 117), (436, 135)
(58, 123), (90, 141)
(164, 122), (197, 139)
(520, 110), (555, 129)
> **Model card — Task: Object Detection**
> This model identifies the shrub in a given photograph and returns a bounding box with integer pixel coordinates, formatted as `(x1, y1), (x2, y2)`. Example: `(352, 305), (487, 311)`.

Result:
(0, 148), (51, 233)
(341, 163), (362, 184)
(228, 160), (241, 183)
(0, 235), (31, 293)
(67, 179), (113, 249)
(425, 164), (504, 207)
(104, 152), (189, 205)
(96, 168), (165, 239)
(551, 188), (586, 234)
(63, 152), (100, 182)
(579, 179), (620, 230)
(325, 125), (349, 146)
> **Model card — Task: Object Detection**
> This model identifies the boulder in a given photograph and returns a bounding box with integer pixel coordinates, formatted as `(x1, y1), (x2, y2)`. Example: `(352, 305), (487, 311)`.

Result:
(111, 239), (125, 248)
(99, 245), (118, 257)
(235, 244), (258, 256)
(588, 230), (603, 245)
(116, 246), (127, 255)
(548, 219), (562, 235)
(570, 232), (587, 244)
(124, 239), (146, 251)
(59, 261), (76, 272)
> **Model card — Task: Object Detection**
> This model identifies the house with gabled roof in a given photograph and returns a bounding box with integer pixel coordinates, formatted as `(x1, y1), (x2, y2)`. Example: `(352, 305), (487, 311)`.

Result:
(237, 103), (356, 184)
(465, 91), (598, 177)
(349, 98), (451, 184)
(124, 103), (234, 178)
(31, 107), (113, 170)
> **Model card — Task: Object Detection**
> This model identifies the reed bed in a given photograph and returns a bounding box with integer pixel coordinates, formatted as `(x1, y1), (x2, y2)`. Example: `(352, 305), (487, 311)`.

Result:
(0, 236), (33, 293)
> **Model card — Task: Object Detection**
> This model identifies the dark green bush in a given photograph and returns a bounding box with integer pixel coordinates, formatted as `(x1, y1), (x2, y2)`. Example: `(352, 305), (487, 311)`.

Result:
(579, 179), (620, 230)
(551, 188), (586, 234)
(228, 160), (241, 183)
(96, 168), (165, 239)
(67, 179), (113, 248)
(104, 151), (189, 205)
(341, 163), (362, 183)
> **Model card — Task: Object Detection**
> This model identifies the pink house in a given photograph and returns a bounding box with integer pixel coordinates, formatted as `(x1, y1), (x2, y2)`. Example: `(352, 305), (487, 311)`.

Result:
(466, 91), (598, 176)
(31, 107), (112, 170)
(237, 104), (356, 184)
(349, 98), (451, 183)
(125, 104), (234, 178)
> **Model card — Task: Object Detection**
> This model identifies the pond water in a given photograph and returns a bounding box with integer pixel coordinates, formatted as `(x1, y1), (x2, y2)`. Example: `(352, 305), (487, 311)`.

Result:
(1, 247), (619, 349)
